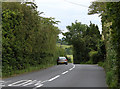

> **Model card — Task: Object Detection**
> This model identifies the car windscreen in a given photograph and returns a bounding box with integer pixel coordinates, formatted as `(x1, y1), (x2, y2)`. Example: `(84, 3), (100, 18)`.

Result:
(59, 57), (66, 59)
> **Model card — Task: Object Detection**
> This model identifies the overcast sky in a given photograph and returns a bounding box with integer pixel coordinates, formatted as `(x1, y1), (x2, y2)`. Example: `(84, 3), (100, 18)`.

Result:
(35, 0), (101, 39)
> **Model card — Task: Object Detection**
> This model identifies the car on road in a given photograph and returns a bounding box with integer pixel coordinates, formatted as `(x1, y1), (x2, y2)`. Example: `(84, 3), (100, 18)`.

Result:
(57, 57), (68, 65)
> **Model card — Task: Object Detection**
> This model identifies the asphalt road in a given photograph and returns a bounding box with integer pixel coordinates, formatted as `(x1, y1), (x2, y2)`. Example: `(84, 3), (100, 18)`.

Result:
(1, 63), (107, 88)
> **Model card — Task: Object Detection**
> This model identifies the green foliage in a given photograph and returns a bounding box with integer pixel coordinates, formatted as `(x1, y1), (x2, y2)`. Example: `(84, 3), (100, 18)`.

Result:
(73, 37), (86, 64)
(57, 43), (73, 57)
(98, 62), (105, 67)
(2, 2), (62, 77)
(57, 37), (68, 45)
(63, 21), (101, 64)
(89, 50), (98, 64)
(85, 60), (93, 64)
(66, 55), (73, 63)
(88, 2), (120, 88)
(106, 71), (118, 87)
(63, 21), (87, 44)
(97, 40), (106, 62)
(56, 46), (66, 57)
(57, 43), (73, 63)
(65, 47), (73, 55)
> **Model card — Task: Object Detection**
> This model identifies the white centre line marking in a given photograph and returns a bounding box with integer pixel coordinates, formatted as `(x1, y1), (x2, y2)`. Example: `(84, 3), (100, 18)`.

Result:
(69, 64), (75, 71)
(72, 64), (75, 68)
(48, 75), (60, 82)
(69, 68), (73, 71)
(62, 71), (68, 75)
(41, 80), (48, 83)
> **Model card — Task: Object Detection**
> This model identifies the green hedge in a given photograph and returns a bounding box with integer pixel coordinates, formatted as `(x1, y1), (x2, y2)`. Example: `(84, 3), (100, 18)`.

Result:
(2, 2), (64, 77)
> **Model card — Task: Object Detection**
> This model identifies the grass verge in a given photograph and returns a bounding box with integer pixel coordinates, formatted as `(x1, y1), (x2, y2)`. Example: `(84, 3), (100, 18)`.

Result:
(2, 63), (56, 79)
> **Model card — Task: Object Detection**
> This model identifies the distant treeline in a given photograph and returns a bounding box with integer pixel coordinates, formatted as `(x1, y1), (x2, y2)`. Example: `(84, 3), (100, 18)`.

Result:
(2, 2), (65, 77)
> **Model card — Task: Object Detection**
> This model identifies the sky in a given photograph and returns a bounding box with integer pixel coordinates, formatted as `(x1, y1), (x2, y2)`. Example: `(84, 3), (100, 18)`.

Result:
(35, 0), (102, 39)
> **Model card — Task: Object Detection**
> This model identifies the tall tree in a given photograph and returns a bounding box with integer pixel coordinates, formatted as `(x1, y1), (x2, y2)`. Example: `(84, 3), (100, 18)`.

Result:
(63, 21), (100, 64)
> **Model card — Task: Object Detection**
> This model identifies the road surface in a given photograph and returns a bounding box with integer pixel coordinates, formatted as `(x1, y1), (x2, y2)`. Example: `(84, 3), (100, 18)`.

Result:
(1, 63), (107, 89)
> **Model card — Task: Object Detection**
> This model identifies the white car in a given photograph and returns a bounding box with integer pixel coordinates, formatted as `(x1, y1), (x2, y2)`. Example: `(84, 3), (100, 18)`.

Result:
(57, 57), (68, 65)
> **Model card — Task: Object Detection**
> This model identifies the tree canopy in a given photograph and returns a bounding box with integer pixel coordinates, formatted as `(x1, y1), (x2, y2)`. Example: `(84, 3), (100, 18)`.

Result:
(63, 21), (101, 64)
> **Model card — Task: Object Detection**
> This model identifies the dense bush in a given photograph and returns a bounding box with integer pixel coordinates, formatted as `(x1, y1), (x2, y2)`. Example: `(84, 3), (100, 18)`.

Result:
(89, 50), (98, 64)
(2, 2), (64, 77)
(88, 2), (120, 88)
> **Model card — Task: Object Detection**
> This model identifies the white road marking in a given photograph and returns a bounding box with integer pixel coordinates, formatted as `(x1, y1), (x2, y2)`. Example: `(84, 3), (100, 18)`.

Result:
(8, 80), (32, 86)
(23, 80), (37, 86)
(48, 75), (60, 81)
(6, 64), (76, 87)
(41, 80), (48, 83)
(69, 68), (73, 71)
(34, 81), (41, 86)
(8, 80), (26, 86)
(69, 64), (75, 71)
(62, 71), (68, 75)
(33, 80), (43, 89)
(0, 80), (5, 87)
(73, 64), (75, 68)
(33, 84), (43, 89)
(0, 80), (11, 87)
(36, 84), (43, 87)
(0, 83), (5, 87)
(0, 81), (4, 83)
